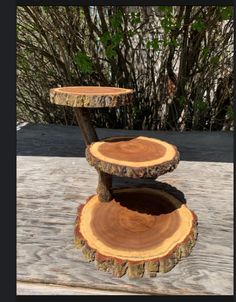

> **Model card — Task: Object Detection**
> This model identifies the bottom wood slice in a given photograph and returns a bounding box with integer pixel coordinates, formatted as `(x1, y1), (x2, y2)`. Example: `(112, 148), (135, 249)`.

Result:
(74, 187), (198, 279)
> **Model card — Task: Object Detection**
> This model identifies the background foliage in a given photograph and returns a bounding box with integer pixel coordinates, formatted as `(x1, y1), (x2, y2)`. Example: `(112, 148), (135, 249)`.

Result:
(16, 6), (234, 130)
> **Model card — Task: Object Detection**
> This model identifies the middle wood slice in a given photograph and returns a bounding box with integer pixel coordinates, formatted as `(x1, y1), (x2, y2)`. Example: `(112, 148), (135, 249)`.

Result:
(86, 136), (180, 178)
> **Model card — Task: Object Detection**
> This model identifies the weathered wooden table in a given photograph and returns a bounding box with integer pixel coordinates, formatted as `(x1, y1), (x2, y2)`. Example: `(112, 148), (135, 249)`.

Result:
(17, 123), (233, 295)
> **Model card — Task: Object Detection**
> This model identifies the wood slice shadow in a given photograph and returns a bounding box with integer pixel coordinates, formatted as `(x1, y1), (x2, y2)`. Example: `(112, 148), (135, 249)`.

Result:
(112, 180), (187, 205)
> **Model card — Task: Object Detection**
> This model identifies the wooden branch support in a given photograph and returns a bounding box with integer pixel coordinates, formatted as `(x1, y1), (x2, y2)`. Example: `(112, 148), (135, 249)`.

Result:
(73, 107), (112, 202)
(74, 107), (98, 144)
(96, 170), (112, 202)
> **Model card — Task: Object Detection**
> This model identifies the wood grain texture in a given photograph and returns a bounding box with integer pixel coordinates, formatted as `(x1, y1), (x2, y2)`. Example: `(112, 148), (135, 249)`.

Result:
(17, 281), (143, 295)
(17, 156), (233, 295)
(75, 187), (197, 278)
(86, 136), (180, 178)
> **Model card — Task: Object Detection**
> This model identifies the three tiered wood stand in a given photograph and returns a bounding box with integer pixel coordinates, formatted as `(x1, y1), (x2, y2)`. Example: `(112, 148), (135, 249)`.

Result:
(50, 86), (198, 279)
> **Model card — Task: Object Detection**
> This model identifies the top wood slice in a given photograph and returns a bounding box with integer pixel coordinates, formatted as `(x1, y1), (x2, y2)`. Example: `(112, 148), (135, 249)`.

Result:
(86, 136), (180, 178)
(50, 86), (134, 108)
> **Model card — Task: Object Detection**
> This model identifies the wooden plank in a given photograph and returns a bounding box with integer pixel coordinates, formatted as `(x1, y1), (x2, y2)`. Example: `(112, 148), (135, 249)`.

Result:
(17, 281), (143, 295)
(17, 156), (233, 295)
(16, 123), (233, 162)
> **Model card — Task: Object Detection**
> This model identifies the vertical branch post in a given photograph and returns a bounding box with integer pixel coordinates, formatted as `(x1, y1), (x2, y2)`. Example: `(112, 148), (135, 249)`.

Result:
(74, 108), (113, 202)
